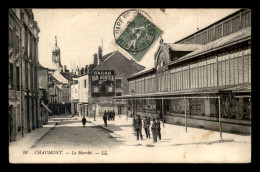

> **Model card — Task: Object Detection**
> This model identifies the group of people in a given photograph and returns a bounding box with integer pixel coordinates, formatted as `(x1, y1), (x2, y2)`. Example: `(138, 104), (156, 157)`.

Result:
(107, 110), (115, 121)
(102, 110), (115, 127)
(133, 115), (161, 143)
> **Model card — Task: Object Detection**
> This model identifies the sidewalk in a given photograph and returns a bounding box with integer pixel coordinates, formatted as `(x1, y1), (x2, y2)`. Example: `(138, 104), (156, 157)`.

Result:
(87, 115), (251, 147)
(9, 118), (58, 151)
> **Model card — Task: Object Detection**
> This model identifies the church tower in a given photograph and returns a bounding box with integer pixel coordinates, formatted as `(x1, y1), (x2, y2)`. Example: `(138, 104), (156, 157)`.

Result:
(52, 36), (63, 71)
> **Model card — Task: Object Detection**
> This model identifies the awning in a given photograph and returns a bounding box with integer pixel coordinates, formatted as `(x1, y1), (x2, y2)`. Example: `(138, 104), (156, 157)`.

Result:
(219, 84), (251, 93)
(114, 89), (220, 100)
(41, 103), (52, 113)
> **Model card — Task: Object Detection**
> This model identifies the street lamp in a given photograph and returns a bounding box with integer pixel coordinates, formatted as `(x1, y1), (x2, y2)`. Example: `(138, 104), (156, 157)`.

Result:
(131, 89), (135, 118)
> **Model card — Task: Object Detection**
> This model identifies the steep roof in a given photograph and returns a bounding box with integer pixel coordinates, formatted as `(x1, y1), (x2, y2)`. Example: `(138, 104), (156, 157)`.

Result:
(93, 51), (145, 74)
(165, 43), (203, 52)
(55, 83), (62, 91)
(52, 70), (69, 84)
(128, 67), (156, 79)
(169, 26), (251, 65)
(175, 9), (244, 44)
(50, 75), (60, 83)
(101, 52), (114, 61)
(60, 72), (77, 81)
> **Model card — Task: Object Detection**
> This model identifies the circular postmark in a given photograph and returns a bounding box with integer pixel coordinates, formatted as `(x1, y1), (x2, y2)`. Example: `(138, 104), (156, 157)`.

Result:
(113, 9), (156, 53)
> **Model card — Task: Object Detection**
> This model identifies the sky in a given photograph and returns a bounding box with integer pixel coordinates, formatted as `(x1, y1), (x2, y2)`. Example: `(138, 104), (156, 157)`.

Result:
(33, 8), (240, 71)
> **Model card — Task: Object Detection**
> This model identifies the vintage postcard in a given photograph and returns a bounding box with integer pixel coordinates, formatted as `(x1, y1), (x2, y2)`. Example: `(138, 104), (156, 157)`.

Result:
(8, 8), (251, 163)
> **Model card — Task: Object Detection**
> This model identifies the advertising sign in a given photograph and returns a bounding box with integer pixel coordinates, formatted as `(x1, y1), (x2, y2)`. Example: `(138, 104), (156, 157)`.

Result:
(91, 70), (115, 97)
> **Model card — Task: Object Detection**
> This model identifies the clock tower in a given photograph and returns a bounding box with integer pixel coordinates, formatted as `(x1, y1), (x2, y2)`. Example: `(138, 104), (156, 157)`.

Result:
(52, 36), (63, 71)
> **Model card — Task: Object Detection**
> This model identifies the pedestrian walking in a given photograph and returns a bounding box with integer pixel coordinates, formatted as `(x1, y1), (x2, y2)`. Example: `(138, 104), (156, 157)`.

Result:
(132, 117), (136, 134)
(147, 117), (151, 138)
(151, 118), (157, 143)
(103, 112), (108, 127)
(82, 116), (87, 128)
(135, 115), (143, 140)
(156, 118), (161, 140)
(112, 110), (115, 121)
(143, 116), (149, 138)
(109, 111), (112, 121)
(107, 111), (110, 121)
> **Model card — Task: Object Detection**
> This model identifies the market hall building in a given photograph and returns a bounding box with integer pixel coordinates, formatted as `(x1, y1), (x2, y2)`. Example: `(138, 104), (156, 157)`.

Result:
(114, 8), (251, 134)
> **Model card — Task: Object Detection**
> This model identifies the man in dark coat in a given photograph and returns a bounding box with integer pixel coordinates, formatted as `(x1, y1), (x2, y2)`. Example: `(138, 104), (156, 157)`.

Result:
(112, 110), (115, 121)
(132, 117), (136, 134)
(151, 118), (157, 143)
(135, 115), (143, 140)
(156, 118), (161, 140)
(143, 116), (150, 138)
(146, 117), (151, 138)
(107, 111), (110, 121)
(103, 112), (108, 127)
(82, 116), (87, 128)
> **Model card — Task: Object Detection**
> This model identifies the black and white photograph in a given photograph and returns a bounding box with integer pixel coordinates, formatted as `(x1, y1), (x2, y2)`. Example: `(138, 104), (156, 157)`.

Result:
(8, 8), (251, 163)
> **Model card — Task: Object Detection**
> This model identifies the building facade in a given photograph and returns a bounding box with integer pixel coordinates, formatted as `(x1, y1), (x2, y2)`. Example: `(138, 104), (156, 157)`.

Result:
(38, 64), (51, 124)
(9, 8), (41, 142)
(77, 72), (89, 118)
(115, 8), (251, 134)
(88, 49), (145, 117)
(71, 79), (79, 115)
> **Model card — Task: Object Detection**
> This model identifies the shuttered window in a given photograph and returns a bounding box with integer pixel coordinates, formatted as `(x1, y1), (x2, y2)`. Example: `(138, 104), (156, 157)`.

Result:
(208, 28), (214, 42)
(190, 68), (195, 88)
(207, 62), (211, 87)
(180, 70), (183, 90)
(142, 78), (145, 93)
(187, 69), (190, 89)
(218, 59), (222, 86)
(234, 57), (239, 85)
(243, 53), (249, 83)
(198, 65), (201, 88)
(223, 20), (232, 36)
(199, 65), (202, 88)
(241, 11), (251, 28)
(190, 69), (193, 89)
(170, 72), (173, 91)
(230, 58), (234, 85)
(222, 61), (226, 86)
(213, 61), (217, 87)
(238, 52), (243, 84)
(200, 65), (203, 88)
(167, 72), (170, 91)
(225, 58), (230, 85)
(176, 72), (179, 90)
(173, 72), (175, 91)
(215, 25), (222, 39)
(203, 65), (207, 87)
(183, 69), (186, 90)
(232, 16), (240, 33)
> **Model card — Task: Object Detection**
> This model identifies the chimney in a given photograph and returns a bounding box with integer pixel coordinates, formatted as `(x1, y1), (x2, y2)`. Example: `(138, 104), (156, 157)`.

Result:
(98, 46), (103, 63)
(76, 66), (79, 75)
(85, 65), (89, 74)
(94, 53), (98, 66)
(63, 65), (67, 72)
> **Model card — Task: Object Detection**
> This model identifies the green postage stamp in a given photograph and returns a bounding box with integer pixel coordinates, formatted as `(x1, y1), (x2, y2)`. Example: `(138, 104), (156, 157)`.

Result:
(113, 9), (163, 62)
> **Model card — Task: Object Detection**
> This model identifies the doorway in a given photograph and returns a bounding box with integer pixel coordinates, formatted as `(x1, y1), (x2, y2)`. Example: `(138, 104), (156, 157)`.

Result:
(118, 105), (123, 115)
